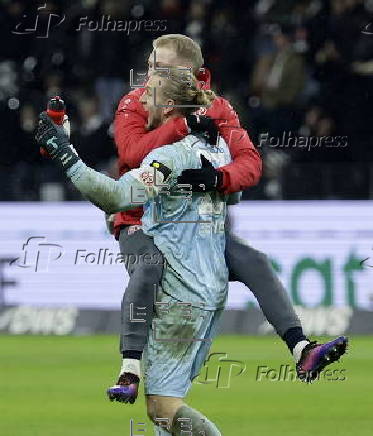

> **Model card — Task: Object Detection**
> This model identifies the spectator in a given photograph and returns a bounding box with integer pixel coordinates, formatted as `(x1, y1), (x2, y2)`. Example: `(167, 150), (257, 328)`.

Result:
(0, 0), (372, 201)
(250, 23), (306, 137)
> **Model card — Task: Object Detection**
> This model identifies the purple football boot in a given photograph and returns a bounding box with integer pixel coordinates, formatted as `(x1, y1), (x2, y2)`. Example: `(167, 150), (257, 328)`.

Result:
(296, 336), (348, 383)
(107, 372), (139, 404)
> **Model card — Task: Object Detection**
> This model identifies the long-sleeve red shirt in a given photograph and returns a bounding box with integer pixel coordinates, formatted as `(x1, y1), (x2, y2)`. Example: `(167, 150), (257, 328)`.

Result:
(113, 69), (262, 234)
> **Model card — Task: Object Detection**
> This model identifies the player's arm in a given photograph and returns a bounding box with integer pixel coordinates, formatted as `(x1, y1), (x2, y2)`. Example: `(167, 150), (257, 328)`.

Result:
(35, 112), (171, 213)
(216, 97), (262, 193)
(66, 161), (169, 213)
(178, 98), (262, 194)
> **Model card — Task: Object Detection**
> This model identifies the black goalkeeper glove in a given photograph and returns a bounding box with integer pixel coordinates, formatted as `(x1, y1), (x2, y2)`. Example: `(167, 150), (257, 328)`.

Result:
(35, 112), (79, 171)
(177, 153), (223, 192)
(186, 114), (219, 145)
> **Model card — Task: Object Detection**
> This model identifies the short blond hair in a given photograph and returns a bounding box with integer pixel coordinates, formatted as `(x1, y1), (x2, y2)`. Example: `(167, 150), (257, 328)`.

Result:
(153, 34), (204, 74)
(152, 68), (215, 116)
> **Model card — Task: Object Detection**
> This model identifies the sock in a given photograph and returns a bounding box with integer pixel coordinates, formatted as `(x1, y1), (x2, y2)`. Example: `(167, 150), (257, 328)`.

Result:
(122, 350), (142, 360)
(292, 340), (311, 363)
(119, 358), (141, 378)
(282, 326), (309, 353)
(172, 405), (222, 436)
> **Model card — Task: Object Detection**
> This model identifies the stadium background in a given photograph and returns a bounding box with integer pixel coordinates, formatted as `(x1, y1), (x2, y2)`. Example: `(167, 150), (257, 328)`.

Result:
(0, 1), (372, 435)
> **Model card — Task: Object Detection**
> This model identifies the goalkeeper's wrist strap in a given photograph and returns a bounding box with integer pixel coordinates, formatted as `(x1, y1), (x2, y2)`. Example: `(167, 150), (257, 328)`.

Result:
(51, 145), (80, 171)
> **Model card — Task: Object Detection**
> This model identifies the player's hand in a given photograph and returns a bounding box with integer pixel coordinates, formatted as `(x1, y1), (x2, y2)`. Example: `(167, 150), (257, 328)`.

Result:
(105, 213), (115, 235)
(35, 112), (79, 171)
(186, 114), (219, 145)
(177, 153), (223, 192)
(39, 114), (71, 157)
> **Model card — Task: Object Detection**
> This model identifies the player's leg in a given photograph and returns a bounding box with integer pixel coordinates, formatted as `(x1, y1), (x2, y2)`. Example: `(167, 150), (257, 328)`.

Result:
(146, 396), (182, 434)
(225, 229), (305, 341)
(119, 226), (164, 354)
(225, 228), (348, 381)
(107, 225), (164, 403)
(147, 395), (222, 436)
(143, 284), (223, 434)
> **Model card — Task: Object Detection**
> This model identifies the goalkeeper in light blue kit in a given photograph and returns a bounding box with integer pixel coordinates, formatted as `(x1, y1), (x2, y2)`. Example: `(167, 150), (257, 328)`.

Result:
(35, 69), (232, 436)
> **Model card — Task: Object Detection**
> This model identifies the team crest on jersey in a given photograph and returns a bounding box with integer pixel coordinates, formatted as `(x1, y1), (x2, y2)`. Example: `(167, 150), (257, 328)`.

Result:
(195, 107), (207, 116)
(140, 170), (154, 186)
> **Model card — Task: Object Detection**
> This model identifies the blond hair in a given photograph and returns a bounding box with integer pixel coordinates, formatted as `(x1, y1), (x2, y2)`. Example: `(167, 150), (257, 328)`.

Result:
(153, 34), (204, 74)
(153, 68), (215, 116)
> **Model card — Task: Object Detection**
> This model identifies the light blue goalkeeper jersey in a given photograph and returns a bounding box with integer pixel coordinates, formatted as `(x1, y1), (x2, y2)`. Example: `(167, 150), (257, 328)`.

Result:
(67, 134), (232, 310)
(141, 135), (231, 310)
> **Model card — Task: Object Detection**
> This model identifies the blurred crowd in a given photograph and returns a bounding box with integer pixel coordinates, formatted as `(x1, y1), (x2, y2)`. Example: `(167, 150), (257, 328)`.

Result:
(0, 0), (372, 201)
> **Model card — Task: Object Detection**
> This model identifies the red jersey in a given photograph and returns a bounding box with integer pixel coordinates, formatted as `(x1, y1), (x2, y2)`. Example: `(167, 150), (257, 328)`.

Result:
(113, 69), (262, 235)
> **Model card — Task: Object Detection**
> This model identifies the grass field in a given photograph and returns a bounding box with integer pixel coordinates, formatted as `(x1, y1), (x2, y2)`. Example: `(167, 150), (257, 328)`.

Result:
(0, 335), (371, 436)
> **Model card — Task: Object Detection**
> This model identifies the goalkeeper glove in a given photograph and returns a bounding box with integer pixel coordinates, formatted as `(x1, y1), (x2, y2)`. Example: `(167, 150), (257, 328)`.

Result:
(177, 153), (223, 192)
(35, 112), (80, 171)
(186, 114), (219, 145)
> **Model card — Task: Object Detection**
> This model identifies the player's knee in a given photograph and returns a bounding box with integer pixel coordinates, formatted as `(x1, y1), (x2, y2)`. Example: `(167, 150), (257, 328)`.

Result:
(251, 249), (270, 269)
(229, 246), (272, 282)
(227, 237), (270, 271)
(146, 395), (183, 426)
(146, 396), (170, 423)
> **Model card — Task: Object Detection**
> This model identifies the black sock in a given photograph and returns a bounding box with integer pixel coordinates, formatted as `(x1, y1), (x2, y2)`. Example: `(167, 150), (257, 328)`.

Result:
(282, 327), (308, 352)
(122, 350), (142, 360)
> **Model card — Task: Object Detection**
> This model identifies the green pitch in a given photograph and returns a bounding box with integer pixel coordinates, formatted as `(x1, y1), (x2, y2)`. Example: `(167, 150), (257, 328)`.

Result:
(0, 335), (370, 436)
